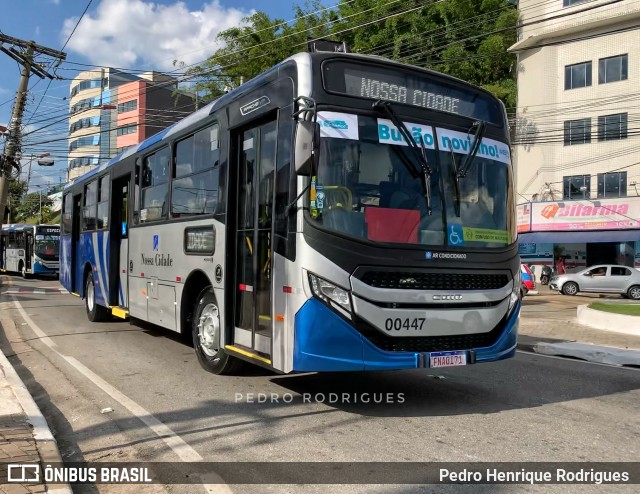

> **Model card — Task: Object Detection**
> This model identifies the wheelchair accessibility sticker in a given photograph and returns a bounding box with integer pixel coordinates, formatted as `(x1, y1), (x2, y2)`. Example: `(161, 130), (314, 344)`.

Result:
(448, 224), (464, 246)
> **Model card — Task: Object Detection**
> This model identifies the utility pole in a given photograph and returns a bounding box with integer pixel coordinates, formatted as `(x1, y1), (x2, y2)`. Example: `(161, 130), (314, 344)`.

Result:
(0, 33), (66, 223)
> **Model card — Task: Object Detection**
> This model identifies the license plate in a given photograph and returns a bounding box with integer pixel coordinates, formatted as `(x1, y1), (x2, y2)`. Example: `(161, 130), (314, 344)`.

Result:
(429, 351), (467, 368)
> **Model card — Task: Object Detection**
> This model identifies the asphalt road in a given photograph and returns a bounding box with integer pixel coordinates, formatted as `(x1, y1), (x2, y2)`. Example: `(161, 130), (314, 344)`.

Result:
(1, 275), (639, 494)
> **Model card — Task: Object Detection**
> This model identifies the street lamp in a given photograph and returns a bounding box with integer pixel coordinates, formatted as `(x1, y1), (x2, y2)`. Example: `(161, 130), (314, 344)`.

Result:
(24, 153), (52, 189)
(32, 183), (52, 224)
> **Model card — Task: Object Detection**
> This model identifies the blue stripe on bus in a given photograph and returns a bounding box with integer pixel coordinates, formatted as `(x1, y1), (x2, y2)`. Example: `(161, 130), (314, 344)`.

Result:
(293, 298), (418, 372)
(293, 297), (520, 372)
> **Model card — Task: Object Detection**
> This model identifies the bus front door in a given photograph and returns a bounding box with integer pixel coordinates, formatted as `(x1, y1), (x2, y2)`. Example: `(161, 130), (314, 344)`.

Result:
(25, 231), (33, 272)
(71, 194), (82, 293)
(232, 120), (277, 359)
(109, 175), (129, 308)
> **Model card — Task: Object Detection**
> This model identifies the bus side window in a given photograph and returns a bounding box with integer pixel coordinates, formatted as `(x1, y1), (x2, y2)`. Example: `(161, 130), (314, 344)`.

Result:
(140, 147), (170, 222)
(274, 112), (294, 258)
(97, 175), (110, 230)
(63, 193), (73, 233)
(83, 180), (98, 231)
(171, 124), (219, 217)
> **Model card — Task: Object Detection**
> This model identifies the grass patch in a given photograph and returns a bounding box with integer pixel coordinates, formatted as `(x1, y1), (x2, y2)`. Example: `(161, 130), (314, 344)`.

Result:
(589, 302), (640, 316)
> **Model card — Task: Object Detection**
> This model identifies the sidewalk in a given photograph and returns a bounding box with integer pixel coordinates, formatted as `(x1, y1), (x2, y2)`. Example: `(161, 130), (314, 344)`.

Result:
(519, 286), (640, 365)
(1, 278), (69, 493)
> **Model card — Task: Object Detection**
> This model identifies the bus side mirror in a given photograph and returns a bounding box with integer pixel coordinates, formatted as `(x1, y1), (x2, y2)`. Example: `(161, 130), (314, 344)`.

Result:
(294, 120), (320, 176)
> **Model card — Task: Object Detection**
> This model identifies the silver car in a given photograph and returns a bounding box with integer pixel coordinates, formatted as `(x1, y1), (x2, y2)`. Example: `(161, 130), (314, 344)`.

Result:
(550, 265), (640, 299)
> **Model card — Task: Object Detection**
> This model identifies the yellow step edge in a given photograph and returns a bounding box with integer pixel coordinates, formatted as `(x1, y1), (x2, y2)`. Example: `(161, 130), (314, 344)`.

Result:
(225, 345), (271, 365)
(70, 292), (80, 297)
(110, 307), (129, 319)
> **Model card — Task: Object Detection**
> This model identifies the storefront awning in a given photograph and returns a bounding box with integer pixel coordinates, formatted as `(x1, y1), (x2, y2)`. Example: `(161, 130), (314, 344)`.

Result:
(518, 230), (640, 244)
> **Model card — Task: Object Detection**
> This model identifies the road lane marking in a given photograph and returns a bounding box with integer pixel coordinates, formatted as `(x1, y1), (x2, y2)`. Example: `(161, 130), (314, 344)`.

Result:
(10, 296), (233, 493)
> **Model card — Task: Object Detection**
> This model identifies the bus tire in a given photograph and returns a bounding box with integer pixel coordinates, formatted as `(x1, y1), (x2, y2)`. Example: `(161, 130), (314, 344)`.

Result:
(192, 287), (243, 375)
(19, 261), (30, 279)
(85, 271), (109, 322)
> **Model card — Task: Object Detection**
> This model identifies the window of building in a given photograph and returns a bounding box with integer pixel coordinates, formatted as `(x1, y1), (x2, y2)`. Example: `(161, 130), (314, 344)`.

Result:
(597, 113), (627, 141)
(83, 180), (98, 231)
(563, 175), (591, 199)
(140, 147), (170, 222)
(563, 0), (588, 6)
(172, 124), (220, 216)
(69, 136), (100, 151)
(70, 78), (107, 98)
(69, 156), (100, 168)
(62, 194), (73, 234)
(70, 96), (103, 114)
(116, 146), (134, 154)
(70, 116), (99, 133)
(597, 171), (627, 198)
(599, 54), (628, 84)
(97, 175), (110, 229)
(117, 100), (137, 113)
(116, 124), (137, 136)
(564, 61), (592, 90)
(563, 118), (591, 145)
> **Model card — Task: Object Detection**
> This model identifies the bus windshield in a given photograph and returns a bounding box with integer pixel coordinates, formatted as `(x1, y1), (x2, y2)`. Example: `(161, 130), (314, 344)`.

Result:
(308, 114), (515, 248)
(35, 234), (60, 260)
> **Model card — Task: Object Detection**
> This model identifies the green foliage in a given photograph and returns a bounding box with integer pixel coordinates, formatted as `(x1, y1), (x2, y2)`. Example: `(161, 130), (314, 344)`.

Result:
(4, 180), (27, 222)
(588, 303), (640, 316)
(184, 0), (518, 107)
(13, 192), (53, 223)
(8, 180), (27, 207)
(185, 1), (336, 100)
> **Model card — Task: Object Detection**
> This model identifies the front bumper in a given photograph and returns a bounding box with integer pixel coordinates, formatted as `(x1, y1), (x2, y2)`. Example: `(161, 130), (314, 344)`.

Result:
(292, 298), (520, 372)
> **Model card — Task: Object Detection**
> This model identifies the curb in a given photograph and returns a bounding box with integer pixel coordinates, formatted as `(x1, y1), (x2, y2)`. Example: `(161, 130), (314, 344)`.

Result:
(533, 341), (640, 367)
(0, 332), (72, 493)
(577, 305), (640, 336)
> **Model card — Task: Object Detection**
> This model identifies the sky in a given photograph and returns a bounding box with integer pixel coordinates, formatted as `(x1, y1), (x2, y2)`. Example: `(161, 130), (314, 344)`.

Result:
(0, 0), (329, 189)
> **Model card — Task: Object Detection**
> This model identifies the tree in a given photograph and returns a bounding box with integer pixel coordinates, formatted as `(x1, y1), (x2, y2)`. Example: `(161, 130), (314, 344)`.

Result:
(3, 180), (27, 223)
(13, 192), (53, 223)
(184, 1), (336, 100)
(336, 0), (518, 107)
(185, 0), (519, 107)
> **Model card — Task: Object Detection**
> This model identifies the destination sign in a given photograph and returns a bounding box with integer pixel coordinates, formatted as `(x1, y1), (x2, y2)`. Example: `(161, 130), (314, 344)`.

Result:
(322, 61), (503, 125)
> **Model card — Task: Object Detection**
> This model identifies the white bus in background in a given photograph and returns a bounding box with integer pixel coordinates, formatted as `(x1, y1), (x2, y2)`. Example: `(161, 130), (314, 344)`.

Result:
(1, 224), (60, 277)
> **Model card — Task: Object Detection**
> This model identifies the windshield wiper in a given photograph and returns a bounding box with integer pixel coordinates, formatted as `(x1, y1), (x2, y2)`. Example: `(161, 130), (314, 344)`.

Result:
(373, 100), (433, 215)
(451, 120), (487, 217)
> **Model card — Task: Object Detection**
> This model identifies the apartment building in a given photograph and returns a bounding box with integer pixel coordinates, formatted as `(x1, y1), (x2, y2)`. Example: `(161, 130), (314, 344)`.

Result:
(510, 0), (640, 270)
(67, 69), (195, 181)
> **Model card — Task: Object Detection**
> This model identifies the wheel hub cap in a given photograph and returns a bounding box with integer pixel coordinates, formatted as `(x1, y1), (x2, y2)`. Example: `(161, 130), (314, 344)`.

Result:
(198, 304), (220, 356)
(87, 282), (94, 310)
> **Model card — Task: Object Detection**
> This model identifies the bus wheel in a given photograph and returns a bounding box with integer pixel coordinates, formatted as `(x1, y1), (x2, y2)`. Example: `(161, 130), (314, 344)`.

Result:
(192, 288), (242, 375)
(19, 261), (30, 279)
(85, 272), (109, 322)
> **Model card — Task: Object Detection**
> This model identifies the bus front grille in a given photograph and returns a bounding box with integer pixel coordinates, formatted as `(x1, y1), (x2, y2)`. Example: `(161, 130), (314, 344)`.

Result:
(354, 320), (504, 353)
(359, 271), (509, 291)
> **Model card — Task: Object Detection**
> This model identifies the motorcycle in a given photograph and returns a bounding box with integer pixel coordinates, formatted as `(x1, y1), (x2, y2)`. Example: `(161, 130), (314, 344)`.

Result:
(540, 265), (553, 285)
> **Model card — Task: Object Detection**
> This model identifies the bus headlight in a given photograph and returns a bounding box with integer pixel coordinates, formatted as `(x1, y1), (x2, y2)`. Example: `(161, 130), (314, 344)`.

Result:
(508, 270), (521, 316)
(308, 273), (352, 314)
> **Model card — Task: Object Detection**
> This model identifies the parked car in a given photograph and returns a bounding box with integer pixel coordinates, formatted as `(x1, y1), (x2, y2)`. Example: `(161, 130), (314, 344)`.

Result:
(549, 265), (640, 299)
(521, 264), (535, 297)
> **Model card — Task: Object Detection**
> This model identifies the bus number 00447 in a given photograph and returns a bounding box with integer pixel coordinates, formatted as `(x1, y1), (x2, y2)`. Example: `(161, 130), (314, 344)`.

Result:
(384, 318), (426, 331)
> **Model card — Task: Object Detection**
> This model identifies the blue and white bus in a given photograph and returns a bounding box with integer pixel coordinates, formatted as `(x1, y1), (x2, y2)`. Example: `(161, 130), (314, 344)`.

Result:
(60, 48), (520, 375)
(1, 224), (60, 277)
